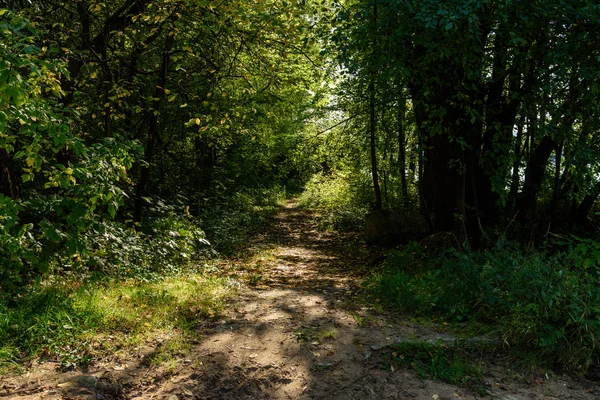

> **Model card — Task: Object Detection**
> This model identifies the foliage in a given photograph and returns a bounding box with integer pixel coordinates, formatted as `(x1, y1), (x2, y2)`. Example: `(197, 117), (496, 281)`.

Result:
(79, 204), (211, 281)
(298, 171), (371, 230)
(368, 239), (600, 371)
(323, 0), (600, 233)
(201, 186), (288, 254)
(0, 0), (322, 289)
(0, 10), (136, 289)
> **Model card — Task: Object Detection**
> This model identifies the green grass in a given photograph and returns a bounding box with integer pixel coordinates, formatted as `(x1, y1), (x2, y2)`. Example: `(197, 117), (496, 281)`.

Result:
(298, 171), (371, 231)
(367, 238), (600, 372)
(144, 335), (193, 375)
(381, 341), (486, 394)
(321, 328), (337, 341)
(0, 273), (236, 373)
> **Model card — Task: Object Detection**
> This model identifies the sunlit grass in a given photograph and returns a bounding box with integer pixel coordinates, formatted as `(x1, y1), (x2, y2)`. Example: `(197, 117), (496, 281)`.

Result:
(0, 274), (236, 373)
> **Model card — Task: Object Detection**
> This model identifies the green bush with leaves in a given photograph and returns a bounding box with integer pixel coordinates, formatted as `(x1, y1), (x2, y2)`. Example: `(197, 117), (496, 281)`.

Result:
(0, 11), (211, 289)
(368, 238), (600, 371)
(201, 186), (287, 254)
(0, 11), (134, 288)
(298, 171), (371, 230)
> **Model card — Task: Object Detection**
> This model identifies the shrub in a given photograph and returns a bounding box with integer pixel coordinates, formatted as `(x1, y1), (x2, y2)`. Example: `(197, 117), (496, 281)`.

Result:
(201, 185), (287, 254)
(368, 238), (600, 371)
(298, 171), (370, 230)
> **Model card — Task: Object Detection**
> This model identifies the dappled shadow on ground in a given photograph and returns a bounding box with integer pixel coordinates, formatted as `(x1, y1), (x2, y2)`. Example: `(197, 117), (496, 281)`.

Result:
(3, 201), (599, 399)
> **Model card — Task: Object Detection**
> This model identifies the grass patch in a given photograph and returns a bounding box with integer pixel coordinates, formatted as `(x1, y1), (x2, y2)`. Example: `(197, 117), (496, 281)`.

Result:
(0, 273), (236, 372)
(144, 335), (193, 374)
(367, 237), (600, 372)
(293, 328), (312, 343)
(381, 341), (485, 394)
(321, 329), (337, 341)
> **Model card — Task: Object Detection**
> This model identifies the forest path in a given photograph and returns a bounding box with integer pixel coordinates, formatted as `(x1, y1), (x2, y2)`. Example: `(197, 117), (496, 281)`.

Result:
(149, 199), (477, 399)
(4, 201), (597, 400)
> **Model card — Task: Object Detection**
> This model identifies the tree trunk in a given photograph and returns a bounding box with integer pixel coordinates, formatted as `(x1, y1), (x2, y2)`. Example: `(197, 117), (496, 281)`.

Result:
(550, 140), (563, 221)
(476, 28), (509, 215)
(523, 116), (531, 160)
(508, 114), (524, 209)
(134, 32), (175, 222)
(410, 81), (465, 232)
(477, 31), (529, 220)
(397, 94), (409, 206)
(412, 90), (432, 231)
(529, 107), (537, 156)
(0, 149), (19, 199)
(102, 48), (113, 138)
(575, 180), (600, 224)
(517, 135), (555, 218)
(369, 0), (382, 211)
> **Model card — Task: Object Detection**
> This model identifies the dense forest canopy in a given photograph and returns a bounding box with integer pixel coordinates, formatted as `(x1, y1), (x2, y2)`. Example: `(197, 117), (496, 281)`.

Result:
(1, 0), (600, 282)
(327, 0), (600, 236)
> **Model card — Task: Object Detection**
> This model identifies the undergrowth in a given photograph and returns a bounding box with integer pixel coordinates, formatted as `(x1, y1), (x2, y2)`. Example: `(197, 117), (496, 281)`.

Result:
(201, 186), (288, 254)
(298, 171), (370, 230)
(0, 274), (236, 372)
(0, 185), (286, 373)
(380, 341), (486, 394)
(1, 194), (213, 290)
(367, 236), (600, 372)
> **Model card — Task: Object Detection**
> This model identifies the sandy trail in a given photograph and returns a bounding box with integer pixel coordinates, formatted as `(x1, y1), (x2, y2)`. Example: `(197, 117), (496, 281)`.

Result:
(2, 201), (598, 399)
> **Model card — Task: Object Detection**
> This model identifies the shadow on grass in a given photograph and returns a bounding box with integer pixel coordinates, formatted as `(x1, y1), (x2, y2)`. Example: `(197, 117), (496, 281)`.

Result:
(2, 203), (596, 399)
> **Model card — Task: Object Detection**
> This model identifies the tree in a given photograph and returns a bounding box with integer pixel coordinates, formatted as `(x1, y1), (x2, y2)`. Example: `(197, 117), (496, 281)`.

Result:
(330, 0), (600, 236)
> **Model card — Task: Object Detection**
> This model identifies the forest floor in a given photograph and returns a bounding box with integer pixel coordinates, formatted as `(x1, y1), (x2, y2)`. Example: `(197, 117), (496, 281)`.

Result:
(2, 201), (599, 399)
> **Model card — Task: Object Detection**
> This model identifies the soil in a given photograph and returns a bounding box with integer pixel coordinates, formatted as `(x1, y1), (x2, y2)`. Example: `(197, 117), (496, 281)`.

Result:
(2, 201), (599, 400)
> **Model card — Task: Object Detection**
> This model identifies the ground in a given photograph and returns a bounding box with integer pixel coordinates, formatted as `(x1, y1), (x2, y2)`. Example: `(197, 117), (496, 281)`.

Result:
(2, 201), (599, 399)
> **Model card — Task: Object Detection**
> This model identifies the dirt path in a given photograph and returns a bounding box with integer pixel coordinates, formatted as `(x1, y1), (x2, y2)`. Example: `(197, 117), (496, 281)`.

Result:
(2, 201), (599, 399)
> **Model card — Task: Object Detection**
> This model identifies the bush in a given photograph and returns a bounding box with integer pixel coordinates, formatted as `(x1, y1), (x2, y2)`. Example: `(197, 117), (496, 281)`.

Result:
(81, 215), (210, 281)
(2, 190), (212, 291)
(298, 171), (370, 230)
(201, 186), (287, 254)
(368, 238), (600, 371)
(0, 140), (137, 290)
